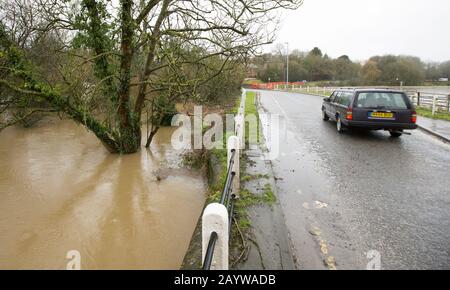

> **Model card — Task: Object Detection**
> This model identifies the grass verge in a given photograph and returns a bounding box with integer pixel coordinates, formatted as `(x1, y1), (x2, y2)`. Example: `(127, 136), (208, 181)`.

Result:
(245, 91), (261, 145)
(416, 106), (450, 122)
(290, 88), (331, 97)
(207, 90), (277, 267)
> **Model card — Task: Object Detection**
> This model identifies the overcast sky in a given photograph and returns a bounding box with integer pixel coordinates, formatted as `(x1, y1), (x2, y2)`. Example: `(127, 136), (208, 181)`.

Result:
(271, 0), (450, 62)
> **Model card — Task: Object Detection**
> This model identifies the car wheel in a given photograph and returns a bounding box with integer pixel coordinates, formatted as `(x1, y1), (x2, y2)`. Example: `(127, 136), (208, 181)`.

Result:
(336, 117), (344, 133)
(389, 130), (403, 137)
(322, 109), (329, 121)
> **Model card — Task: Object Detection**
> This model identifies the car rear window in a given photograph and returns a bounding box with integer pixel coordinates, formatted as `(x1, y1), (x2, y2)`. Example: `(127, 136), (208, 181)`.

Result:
(355, 92), (409, 109)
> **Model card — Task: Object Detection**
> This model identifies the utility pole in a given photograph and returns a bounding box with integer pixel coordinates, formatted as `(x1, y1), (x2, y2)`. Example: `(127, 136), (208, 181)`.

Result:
(285, 42), (289, 90)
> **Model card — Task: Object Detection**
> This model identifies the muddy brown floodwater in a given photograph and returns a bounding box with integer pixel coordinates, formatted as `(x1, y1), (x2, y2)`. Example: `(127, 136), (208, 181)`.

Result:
(0, 118), (206, 269)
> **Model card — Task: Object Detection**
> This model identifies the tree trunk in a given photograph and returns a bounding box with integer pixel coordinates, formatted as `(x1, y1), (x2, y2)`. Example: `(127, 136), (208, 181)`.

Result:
(134, 0), (170, 122)
(83, 0), (117, 99)
(145, 126), (160, 148)
(116, 0), (140, 153)
(1, 24), (122, 154)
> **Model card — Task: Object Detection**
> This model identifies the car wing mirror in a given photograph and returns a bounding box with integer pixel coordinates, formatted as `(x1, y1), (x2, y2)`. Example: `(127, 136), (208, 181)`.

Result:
(324, 97), (331, 102)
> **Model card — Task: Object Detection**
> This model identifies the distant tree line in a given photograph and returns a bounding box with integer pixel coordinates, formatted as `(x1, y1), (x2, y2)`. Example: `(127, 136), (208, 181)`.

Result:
(253, 47), (450, 86)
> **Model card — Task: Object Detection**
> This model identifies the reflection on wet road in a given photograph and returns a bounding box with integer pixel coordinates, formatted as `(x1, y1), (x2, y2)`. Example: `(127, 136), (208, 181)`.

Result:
(258, 90), (450, 270)
(0, 119), (206, 269)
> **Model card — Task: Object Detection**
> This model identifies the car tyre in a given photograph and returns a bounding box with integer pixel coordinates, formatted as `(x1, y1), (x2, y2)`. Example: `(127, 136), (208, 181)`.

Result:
(322, 109), (329, 121)
(389, 130), (403, 137)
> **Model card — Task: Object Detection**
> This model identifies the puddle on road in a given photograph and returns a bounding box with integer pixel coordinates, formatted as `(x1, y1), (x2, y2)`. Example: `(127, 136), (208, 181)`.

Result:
(0, 118), (206, 269)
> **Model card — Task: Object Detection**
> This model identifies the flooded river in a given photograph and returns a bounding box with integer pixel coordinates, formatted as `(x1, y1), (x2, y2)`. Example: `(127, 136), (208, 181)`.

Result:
(0, 118), (206, 269)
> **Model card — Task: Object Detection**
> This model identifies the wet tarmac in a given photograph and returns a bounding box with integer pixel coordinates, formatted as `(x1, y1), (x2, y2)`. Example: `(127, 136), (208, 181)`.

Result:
(258, 90), (450, 270)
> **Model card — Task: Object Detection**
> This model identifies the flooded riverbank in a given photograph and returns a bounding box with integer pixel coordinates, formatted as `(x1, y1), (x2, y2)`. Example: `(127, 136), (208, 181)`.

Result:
(0, 118), (206, 269)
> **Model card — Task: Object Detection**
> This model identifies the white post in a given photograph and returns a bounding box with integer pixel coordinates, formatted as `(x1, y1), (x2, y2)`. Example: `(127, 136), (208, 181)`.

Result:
(307, 86), (310, 92)
(202, 203), (229, 270)
(432, 96), (437, 115)
(316, 86), (319, 93)
(235, 115), (244, 151)
(286, 42), (289, 91)
(240, 89), (246, 112)
(236, 91), (246, 151)
(447, 95), (450, 113)
(227, 136), (240, 196)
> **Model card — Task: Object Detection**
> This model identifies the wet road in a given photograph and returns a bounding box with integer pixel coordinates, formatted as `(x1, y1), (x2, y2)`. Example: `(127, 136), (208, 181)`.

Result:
(257, 90), (450, 270)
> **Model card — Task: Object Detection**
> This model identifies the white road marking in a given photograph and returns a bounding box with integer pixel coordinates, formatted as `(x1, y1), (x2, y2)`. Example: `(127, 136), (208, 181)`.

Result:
(270, 93), (290, 120)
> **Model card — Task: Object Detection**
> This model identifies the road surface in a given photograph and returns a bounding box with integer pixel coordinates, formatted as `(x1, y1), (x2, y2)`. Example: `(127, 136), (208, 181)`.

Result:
(257, 90), (450, 270)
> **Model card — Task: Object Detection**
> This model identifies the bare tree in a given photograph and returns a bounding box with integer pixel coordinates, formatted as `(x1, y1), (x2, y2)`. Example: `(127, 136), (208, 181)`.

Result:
(0, 0), (303, 153)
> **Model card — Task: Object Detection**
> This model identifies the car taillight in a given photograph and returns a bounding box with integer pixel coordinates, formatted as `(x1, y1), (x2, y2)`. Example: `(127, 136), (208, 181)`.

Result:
(346, 108), (353, 120)
(411, 111), (417, 123)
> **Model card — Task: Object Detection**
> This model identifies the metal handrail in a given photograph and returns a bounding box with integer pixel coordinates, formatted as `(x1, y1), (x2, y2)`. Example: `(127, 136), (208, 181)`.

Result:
(202, 231), (218, 270)
(220, 149), (236, 204)
(202, 149), (237, 270)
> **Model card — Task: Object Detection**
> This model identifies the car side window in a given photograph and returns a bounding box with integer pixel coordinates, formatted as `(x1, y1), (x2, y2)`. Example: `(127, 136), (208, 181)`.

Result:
(333, 92), (341, 103)
(340, 92), (352, 107)
(329, 92), (337, 102)
(336, 92), (350, 106)
(338, 94), (344, 105)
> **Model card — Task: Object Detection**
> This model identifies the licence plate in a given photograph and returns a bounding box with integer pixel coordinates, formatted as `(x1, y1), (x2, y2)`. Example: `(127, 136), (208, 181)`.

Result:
(369, 112), (395, 119)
